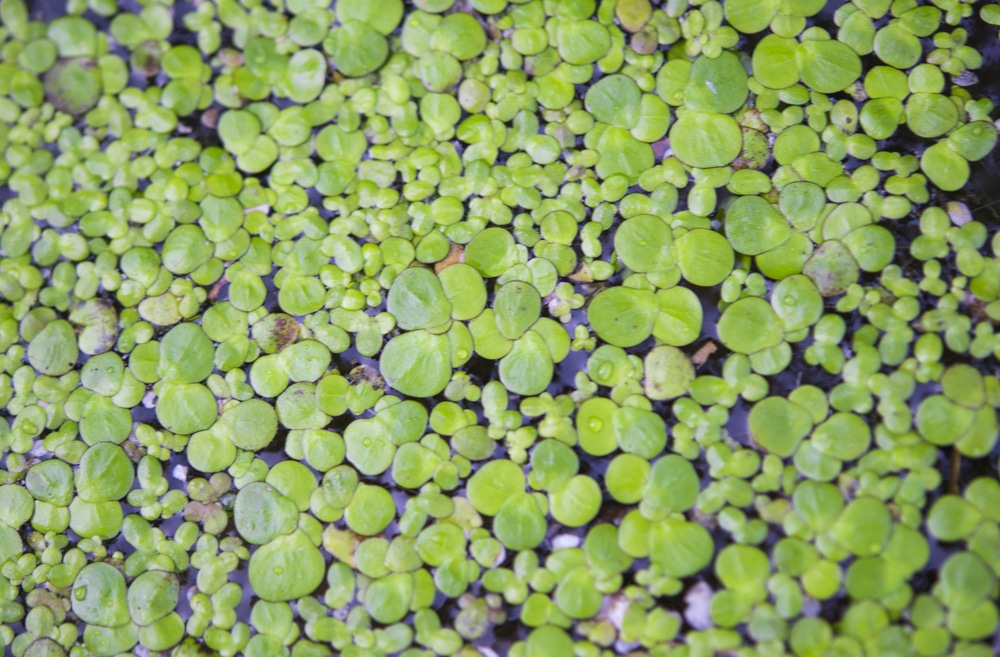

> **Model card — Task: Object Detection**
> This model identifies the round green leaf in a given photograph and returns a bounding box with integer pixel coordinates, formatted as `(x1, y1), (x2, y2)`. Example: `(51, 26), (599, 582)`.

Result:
(670, 111), (743, 168)
(749, 397), (813, 457)
(128, 570), (179, 626)
(28, 320), (78, 376)
(234, 482), (300, 545)
(717, 297), (784, 354)
(72, 563), (129, 627)
(643, 345), (695, 401)
(387, 267), (453, 331)
(685, 51), (748, 113)
(796, 39), (862, 93)
(76, 443), (133, 502)
(588, 287), (656, 348)
(381, 330), (451, 397)
(493, 492), (546, 550)
(248, 530), (325, 601)
(325, 21), (388, 77)
(585, 74), (641, 129)
(155, 383), (218, 435)
(614, 215), (674, 273)
(675, 229), (734, 287)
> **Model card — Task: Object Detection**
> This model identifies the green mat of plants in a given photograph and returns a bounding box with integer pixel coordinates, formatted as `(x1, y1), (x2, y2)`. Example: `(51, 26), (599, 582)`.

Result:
(2, 0), (1000, 655)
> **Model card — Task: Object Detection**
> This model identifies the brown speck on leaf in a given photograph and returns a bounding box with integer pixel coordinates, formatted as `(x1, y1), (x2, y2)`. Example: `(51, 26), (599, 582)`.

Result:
(964, 294), (992, 323)
(568, 263), (593, 283)
(434, 243), (466, 273)
(122, 441), (145, 461)
(949, 446), (961, 495)
(208, 278), (226, 302)
(652, 138), (671, 159)
(691, 341), (717, 367)
(201, 108), (220, 129)
(349, 365), (385, 390)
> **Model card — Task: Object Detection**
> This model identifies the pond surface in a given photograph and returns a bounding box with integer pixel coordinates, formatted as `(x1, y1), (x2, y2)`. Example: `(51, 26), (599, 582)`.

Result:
(4, 0), (1000, 656)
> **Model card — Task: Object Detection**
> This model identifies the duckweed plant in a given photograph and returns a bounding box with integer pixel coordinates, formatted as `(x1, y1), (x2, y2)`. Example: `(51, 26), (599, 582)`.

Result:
(2, 0), (1000, 654)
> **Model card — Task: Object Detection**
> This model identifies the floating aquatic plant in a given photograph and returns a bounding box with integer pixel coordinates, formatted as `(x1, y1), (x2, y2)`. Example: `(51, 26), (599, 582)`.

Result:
(2, 0), (1000, 654)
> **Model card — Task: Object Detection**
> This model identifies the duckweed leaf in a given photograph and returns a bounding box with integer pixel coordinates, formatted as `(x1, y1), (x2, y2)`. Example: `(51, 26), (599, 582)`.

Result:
(873, 22), (922, 69)
(326, 21), (388, 77)
(466, 228), (518, 278)
(811, 413), (871, 461)
(467, 460), (526, 515)
(494, 282), (541, 340)
(948, 121), (998, 162)
(499, 331), (553, 396)
(831, 497), (892, 557)
(921, 142), (969, 191)
(128, 571), (179, 626)
(45, 57), (101, 114)
(717, 298), (784, 354)
(796, 39), (862, 93)
(615, 215), (674, 273)
(906, 93), (959, 138)
(72, 565), (129, 629)
(771, 275), (823, 332)
(381, 331), (451, 397)
(336, 0), (403, 34)
(345, 483), (396, 536)
(749, 397), (813, 457)
(585, 74), (641, 129)
(157, 323), (214, 384)
(685, 51), (748, 114)
(365, 573), (413, 624)
(557, 21), (611, 65)
(803, 240), (860, 296)
(234, 482), (299, 545)
(753, 35), (800, 89)
(550, 475), (602, 527)
(670, 112), (743, 168)
(578, 397), (619, 456)
(726, 196), (790, 256)
(248, 530), (325, 601)
(595, 127), (655, 181)
(493, 492), (546, 550)
(439, 264), (487, 321)
(643, 455), (699, 518)
(156, 383), (218, 435)
(649, 519), (713, 578)
(76, 443), (133, 502)
(28, 320), (78, 376)
(588, 287), (656, 348)
(675, 229), (735, 287)
(644, 345), (695, 401)
(388, 267), (453, 331)
(928, 495), (982, 542)
(725, 0), (778, 33)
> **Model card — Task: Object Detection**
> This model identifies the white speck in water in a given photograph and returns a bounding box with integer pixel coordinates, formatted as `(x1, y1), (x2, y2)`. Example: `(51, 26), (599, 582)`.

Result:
(684, 580), (714, 630)
(172, 464), (188, 482)
(947, 201), (972, 226)
(492, 545), (507, 569)
(598, 593), (631, 629)
(551, 534), (581, 549)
